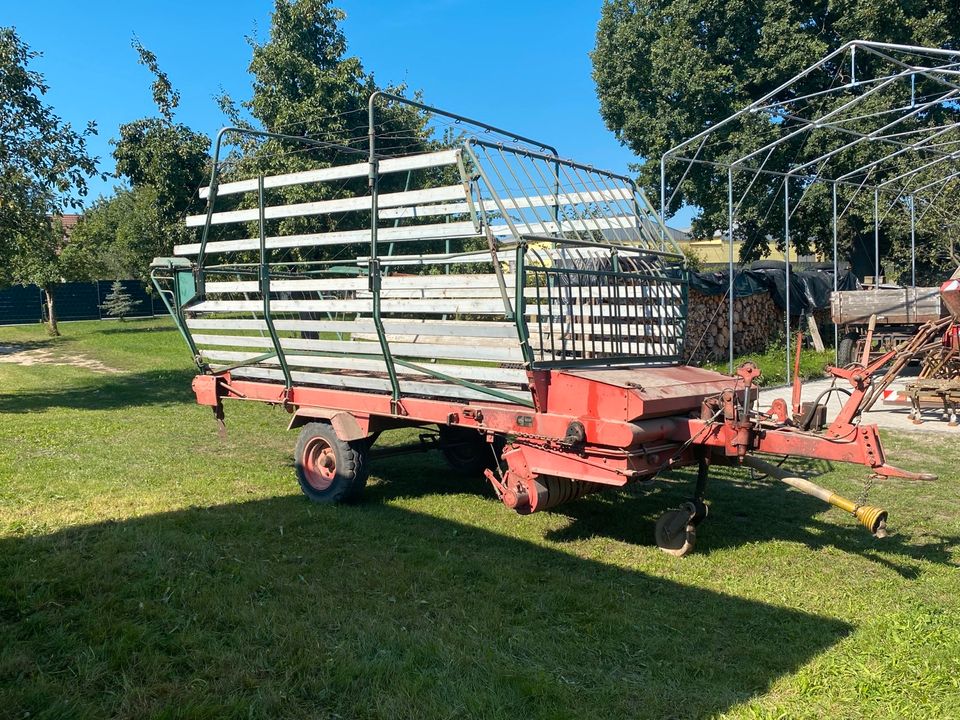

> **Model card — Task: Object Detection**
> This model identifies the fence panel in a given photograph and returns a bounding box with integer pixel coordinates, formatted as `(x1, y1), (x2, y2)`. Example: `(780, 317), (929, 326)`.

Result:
(0, 286), (43, 325)
(0, 281), (165, 326)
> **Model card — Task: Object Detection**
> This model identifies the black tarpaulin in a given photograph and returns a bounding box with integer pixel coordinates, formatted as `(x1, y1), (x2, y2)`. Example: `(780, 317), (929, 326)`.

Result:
(689, 264), (857, 313)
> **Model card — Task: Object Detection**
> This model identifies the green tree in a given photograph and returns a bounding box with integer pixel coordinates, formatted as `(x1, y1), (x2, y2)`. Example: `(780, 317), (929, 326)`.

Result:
(215, 0), (433, 258)
(0, 27), (100, 334)
(62, 186), (162, 280)
(592, 1), (960, 273)
(112, 39), (209, 261)
(99, 280), (141, 320)
(8, 217), (82, 335)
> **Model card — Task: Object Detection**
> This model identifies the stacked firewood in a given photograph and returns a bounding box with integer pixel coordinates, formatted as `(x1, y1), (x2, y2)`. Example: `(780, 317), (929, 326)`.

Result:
(683, 290), (781, 363)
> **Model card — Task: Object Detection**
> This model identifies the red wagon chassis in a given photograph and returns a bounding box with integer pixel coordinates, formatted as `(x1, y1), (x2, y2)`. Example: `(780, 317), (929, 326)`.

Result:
(162, 101), (935, 556)
(194, 357), (932, 556)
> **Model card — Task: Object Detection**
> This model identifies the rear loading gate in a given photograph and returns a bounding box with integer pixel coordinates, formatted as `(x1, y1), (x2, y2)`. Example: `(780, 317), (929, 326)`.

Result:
(154, 94), (934, 557)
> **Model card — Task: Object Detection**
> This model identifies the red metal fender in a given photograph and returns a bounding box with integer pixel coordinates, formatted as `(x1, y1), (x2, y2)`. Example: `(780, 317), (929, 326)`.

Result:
(192, 374), (223, 407)
(287, 407), (370, 442)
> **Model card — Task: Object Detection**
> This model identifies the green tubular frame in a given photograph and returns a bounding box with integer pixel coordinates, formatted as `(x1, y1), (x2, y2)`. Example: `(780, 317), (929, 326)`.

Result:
(257, 175), (293, 391)
(150, 261), (202, 367)
(164, 94), (689, 409)
(514, 244), (535, 366)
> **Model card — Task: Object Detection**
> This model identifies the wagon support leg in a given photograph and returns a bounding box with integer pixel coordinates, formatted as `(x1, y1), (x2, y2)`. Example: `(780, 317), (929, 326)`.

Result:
(654, 456), (710, 558)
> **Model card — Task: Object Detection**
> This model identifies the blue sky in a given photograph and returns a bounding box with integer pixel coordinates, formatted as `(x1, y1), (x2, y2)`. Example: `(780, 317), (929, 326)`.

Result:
(5, 1), (693, 227)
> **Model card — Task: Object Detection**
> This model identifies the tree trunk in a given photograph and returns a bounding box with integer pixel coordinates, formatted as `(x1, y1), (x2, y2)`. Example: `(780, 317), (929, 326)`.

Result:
(44, 287), (59, 336)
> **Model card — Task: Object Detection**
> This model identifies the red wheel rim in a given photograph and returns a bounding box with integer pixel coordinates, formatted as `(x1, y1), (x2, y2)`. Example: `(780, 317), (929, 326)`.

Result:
(302, 437), (337, 491)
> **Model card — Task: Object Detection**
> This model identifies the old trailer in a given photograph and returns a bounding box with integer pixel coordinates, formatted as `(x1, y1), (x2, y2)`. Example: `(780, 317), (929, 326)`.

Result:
(152, 94), (934, 556)
(831, 285), (943, 365)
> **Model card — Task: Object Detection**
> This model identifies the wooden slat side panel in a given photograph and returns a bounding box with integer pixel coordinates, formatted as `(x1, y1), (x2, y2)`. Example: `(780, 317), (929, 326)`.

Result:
(188, 298), (512, 315)
(188, 299), (682, 317)
(190, 333), (525, 363)
(227, 366), (531, 403)
(176, 215), (647, 256)
(185, 317), (520, 339)
(186, 184), (467, 227)
(204, 273), (516, 295)
(175, 220), (479, 256)
(200, 349), (527, 385)
(379, 187), (634, 220)
(198, 150), (460, 199)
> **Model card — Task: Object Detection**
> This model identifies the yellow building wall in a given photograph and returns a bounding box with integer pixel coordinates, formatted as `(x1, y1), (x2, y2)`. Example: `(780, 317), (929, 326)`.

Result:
(679, 238), (811, 264)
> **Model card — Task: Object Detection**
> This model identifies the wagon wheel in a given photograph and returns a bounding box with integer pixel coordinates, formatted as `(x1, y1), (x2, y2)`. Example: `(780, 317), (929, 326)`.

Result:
(837, 334), (858, 367)
(294, 422), (368, 503)
(437, 425), (503, 477)
(654, 501), (704, 557)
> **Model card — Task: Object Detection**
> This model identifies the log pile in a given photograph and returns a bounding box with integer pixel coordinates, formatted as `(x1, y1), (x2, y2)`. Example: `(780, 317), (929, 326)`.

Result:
(683, 290), (781, 364)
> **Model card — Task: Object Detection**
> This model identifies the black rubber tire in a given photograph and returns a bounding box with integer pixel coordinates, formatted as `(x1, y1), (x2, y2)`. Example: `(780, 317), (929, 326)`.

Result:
(837, 334), (858, 367)
(437, 426), (501, 477)
(655, 507), (697, 557)
(294, 422), (368, 503)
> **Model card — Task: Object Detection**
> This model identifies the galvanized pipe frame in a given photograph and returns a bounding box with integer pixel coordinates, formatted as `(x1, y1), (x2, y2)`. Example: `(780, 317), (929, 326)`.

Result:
(457, 139), (687, 369)
(660, 40), (960, 377)
(149, 263), (202, 362)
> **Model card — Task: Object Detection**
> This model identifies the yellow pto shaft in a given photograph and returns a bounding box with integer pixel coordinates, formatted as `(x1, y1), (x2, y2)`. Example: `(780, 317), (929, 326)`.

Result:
(743, 456), (888, 538)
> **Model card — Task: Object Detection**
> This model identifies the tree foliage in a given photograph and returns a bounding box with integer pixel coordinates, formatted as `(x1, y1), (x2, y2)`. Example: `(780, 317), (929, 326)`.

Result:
(592, 1), (960, 275)
(111, 39), (209, 262)
(0, 27), (99, 245)
(0, 26), (101, 334)
(63, 186), (162, 280)
(214, 0), (433, 258)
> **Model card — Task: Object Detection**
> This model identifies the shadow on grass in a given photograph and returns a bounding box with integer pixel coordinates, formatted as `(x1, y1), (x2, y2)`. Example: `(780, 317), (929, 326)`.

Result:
(363, 453), (959, 579)
(95, 323), (178, 336)
(0, 494), (851, 719)
(0, 338), (66, 353)
(0, 367), (197, 413)
(539, 465), (959, 578)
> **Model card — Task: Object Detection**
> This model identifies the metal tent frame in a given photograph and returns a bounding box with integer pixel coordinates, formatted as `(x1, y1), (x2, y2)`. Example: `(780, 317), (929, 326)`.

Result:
(660, 40), (960, 381)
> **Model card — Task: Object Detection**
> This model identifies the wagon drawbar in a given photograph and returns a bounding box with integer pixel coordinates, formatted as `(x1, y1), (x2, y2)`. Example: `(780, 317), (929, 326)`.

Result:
(153, 94), (934, 556)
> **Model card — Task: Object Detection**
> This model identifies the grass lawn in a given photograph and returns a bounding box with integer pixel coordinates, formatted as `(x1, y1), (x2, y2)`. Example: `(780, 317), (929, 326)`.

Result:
(1, 318), (958, 719)
(705, 346), (838, 387)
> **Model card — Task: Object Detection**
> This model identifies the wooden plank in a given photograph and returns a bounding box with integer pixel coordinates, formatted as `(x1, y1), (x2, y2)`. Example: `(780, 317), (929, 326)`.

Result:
(531, 322), (683, 338)
(188, 297), (512, 315)
(492, 215), (640, 237)
(204, 273), (515, 295)
(200, 349), (527, 385)
(187, 298), (682, 320)
(526, 338), (669, 354)
(806, 314), (825, 351)
(191, 332), (524, 363)
(186, 184), (467, 227)
(351, 332), (516, 348)
(831, 287), (941, 325)
(202, 279), (681, 305)
(198, 150), (461, 199)
(176, 214), (646, 255)
(185, 317), (520, 338)
(175, 220), (480, 256)
(362, 251), (499, 267)
(227, 366), (531, 403)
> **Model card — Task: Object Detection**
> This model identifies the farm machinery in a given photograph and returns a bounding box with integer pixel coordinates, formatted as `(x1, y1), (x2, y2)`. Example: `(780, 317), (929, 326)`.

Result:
(152, 94), (934, 556)
(897, 268), (960, 425)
